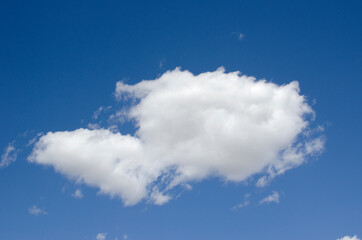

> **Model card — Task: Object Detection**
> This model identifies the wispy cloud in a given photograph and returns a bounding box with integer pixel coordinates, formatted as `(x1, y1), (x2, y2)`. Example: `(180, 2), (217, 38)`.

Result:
(0, 141), (17, 168)
(71, 189), (83, 199)
(232, 193), (251, 210)
(93, 106), (112, 120)
(259, 191), (280, 204)
(232, 32), (245, 40)
(115, 235), (128, 240)
(96, 233), (107, 240)
(28, 205), (47, 216)
(159, 58), (166, 68)
(337, 235), (360, 240)
(27, 133), (44, 147)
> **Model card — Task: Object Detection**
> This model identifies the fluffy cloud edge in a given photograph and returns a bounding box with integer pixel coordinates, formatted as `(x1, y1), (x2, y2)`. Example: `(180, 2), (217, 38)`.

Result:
(28, 68), (325, 206)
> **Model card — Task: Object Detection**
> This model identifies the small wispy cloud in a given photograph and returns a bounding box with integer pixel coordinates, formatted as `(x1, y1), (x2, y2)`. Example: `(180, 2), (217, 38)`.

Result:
(182, 184), (192, 190)
(159, 58), (166, 68)
(115, 235), (128, 240)
(238, 33), (244, 40)
(27, 132), (44, 147)
(232, 193), (251, 210)
(259, 191), (280, 204)
(93, 107), (104, 120)
(28, 205), (47, 216)
(96, 233), (107, 240)
(0, 141), (17, 168)
(232, 32), (244, 40)
(256, 175), (270, 187)
(71, 189), (83, 199)
(93, 106), (112, 120)
(337, 235), (360, 240)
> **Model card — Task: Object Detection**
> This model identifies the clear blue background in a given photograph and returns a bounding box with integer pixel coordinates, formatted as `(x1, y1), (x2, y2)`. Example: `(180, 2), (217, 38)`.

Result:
(0, 0), (361, 239)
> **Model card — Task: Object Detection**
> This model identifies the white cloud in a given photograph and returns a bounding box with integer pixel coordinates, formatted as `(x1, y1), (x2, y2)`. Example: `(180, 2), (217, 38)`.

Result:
(238, 33), (244, 40)
(150, 188), (172, 205)
(28, 205), (47, 216)
(337, 235), (360, 240)
(0, 141), (17, 168)
(96, 233), (107, 240)
(232, 193), (251, 210)
(123, 234), (128, 240)
(28, 68), (324, 206)
(259, 191), (280, 204)
(72, 189), (83, 199)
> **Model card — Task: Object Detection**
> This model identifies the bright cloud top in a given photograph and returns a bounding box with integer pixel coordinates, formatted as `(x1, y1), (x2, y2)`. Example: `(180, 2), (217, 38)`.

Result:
(28, 68), (324, 205)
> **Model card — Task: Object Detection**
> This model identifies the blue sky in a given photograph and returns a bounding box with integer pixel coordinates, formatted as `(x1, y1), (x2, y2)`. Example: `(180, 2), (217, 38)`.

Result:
(0, 0), (361, 239)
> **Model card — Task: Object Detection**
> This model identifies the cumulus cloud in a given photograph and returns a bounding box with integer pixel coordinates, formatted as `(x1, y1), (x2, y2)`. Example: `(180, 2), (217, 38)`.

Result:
(28, 205), (47, 216)
(337, 235), (360, 240)
(259, 191), (280, 204)
(72, 189), (83, 199)
(0, 141), (17, 168)
(28, 68), (324, 206)
(96, 233), (107, 240)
